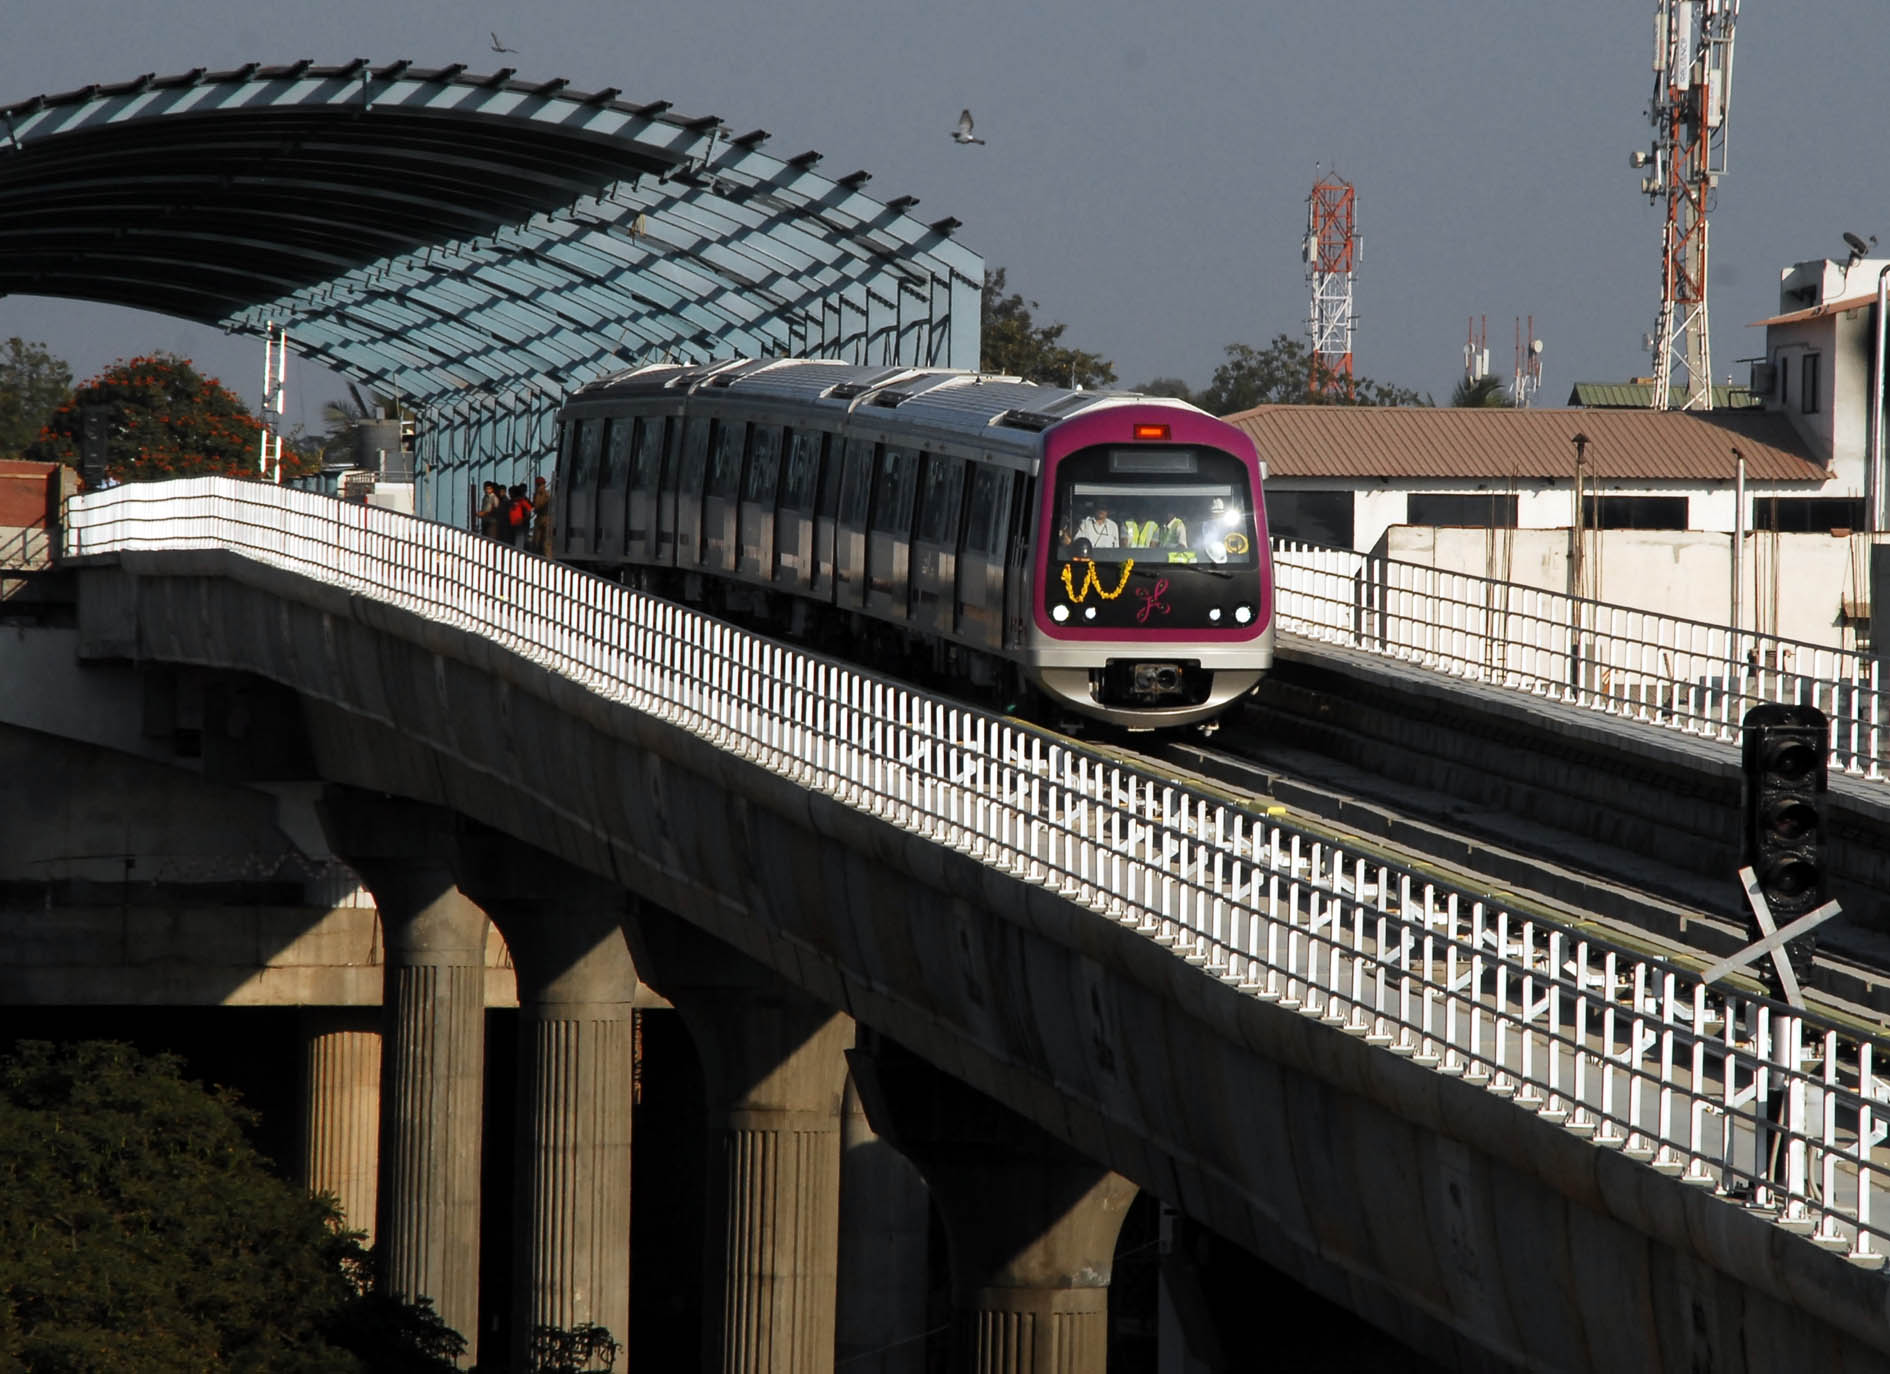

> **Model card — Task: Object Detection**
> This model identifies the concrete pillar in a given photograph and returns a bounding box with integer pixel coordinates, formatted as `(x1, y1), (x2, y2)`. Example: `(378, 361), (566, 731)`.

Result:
(836, 1073), (932, 1374)
(625, 908), (852, 1374)
(319, 790), (486, 1361)
(849, 1036), (1138, 1374)
(297, 1007), (382, 1245)
(455, 837), (639, 1374)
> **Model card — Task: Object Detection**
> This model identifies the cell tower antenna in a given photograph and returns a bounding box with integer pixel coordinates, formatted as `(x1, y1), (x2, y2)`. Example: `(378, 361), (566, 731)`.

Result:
(1305, 174), (1356, 400)
(1633, 0), (1739, 411)
(1464, 315), (1489, 383)
(1512, 316), (1543, 408)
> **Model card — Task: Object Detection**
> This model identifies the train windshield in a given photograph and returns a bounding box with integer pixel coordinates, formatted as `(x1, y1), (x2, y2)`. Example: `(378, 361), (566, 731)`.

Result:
(1051, 447), (1256, 567)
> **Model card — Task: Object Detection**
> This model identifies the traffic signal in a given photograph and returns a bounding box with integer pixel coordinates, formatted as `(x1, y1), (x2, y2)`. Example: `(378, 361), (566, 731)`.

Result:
(1740, 702), (1828, 983)
(79, 405), (110, 486)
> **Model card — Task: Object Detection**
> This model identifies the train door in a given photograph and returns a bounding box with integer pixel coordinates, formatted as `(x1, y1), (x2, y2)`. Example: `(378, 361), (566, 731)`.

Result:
(954, 463), (1011, 650)
(910, 453), (964, 635)
(832, 439), (875, 612)
(812, 433), (844, 599)
(595, 416), (636, 560)
(738, 424), (782, 584)
(662, 416), (711, 568)
(703, 420), (747, 574)
(775, 428), (824, 593)
(563, 416), (604, 559)
(626, 415), (668, 564)
(1000, 471), (1037, 650)
(864, 444), (918, 620)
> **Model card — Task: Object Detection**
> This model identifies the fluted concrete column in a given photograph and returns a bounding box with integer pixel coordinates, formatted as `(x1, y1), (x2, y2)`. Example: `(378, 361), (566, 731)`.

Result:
(625, 908), (852, 1374)
(298, 1008), (382, 1245)
(836, 1073), (932, 1374)
(456, 839), (640, 1374)
(850, 1036), (1137, 1374)
(320, 790), (486, 1361)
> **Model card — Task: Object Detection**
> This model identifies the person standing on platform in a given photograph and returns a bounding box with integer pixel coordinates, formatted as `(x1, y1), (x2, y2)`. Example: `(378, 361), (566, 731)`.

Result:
(530, 475), (554, 556)
(477, 481), (503, 539)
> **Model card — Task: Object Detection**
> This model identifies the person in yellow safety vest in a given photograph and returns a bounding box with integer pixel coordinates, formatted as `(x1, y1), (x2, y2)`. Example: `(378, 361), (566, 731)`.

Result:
(1125, 516), (1159, 547)
(1160, 513), (1188, 548)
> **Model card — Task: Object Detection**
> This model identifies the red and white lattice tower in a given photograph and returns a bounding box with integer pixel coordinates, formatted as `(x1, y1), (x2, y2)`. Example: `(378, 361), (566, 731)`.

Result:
(1637, 0), (1738, 411)
(1304, 176), (1356, 401)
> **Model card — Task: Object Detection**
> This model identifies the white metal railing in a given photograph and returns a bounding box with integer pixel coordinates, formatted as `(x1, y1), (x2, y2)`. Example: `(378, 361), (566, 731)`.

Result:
(61, 480), (1890, 1269)
(1273, 540), (1886, 780)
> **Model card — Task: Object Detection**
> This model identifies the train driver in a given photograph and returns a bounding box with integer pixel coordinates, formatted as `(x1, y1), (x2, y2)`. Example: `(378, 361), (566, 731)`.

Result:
(1076, 503), (1121, 549)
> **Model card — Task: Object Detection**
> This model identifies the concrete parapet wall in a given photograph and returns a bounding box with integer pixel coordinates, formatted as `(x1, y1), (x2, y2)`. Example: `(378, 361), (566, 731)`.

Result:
(69, 549), (1890, 1372)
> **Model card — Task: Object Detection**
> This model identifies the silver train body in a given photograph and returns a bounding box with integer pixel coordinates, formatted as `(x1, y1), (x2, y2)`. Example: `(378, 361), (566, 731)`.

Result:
(552, 357), (1275, 730)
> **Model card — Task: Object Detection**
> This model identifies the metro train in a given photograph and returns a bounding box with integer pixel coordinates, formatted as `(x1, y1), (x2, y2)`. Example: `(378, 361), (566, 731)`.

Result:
(551, 357), (1274, 730)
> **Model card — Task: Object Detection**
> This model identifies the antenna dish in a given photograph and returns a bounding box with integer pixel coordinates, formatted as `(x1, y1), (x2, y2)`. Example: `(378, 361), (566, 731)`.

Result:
(1844, 231), (1873, 254)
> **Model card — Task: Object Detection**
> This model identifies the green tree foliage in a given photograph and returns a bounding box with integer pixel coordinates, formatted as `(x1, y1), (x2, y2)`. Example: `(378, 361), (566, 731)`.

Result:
(530, 1322), (621, 1373)
(26, 354), (322, 485)
(979, 269), (1117, 389)
(1196, 335), (1429, 414)
(1450, 374), (1513, 407)
(0, 1040), (462, 1374)
(0, 337), (74, 459)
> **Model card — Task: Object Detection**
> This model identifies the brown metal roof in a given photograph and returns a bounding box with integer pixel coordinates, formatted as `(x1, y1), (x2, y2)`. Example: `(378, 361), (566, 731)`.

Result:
(1751, 289), (1880, 327)
(1222, 405), (1827, 483)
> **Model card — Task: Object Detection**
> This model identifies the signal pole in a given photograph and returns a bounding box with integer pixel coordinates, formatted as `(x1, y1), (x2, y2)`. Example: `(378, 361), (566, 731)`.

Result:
(1634, 0), (1739, 412)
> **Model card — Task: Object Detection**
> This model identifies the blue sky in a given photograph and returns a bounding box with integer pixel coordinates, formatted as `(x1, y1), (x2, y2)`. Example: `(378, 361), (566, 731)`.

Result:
(1, 0), (1885, 432)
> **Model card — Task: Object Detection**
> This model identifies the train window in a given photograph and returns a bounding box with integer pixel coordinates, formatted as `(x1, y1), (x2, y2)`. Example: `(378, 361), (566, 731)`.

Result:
(964, 466), (1008, 554)
(679, 418), (712, 494)
(1052, 446), (1256, 566)
(839, 440), (874, 525)
(571, 418), (604, 489)
(871, 446), (919, 534)
(744, 426), (783, 503)
(916, 454), (965, 544)
(632, 416), (668, 488)
(603, 418), (636, 486)
(782, 429), (825, 509)
(709, 421), (747, 499)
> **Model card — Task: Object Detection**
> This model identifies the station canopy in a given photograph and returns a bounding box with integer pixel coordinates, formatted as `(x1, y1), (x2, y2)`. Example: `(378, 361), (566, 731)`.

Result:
(0, 61), (983, 515)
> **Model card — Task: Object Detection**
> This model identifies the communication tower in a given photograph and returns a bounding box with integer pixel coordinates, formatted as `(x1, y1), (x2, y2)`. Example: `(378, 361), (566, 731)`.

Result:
(259, 321), (288, 483)
(1633, 0), (1739, 411)
(1304, 175), (1356, 400)
(1464, 315), (1489, 383)
(1512, 317), (1543, 408)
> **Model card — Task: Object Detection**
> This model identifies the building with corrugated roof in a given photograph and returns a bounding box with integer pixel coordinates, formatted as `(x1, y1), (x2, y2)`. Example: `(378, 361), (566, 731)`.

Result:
(1221, 253), (1890, 653)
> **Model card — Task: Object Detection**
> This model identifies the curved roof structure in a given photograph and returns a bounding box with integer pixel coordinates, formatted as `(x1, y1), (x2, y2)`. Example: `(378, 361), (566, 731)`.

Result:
(0, 62), (983, 516)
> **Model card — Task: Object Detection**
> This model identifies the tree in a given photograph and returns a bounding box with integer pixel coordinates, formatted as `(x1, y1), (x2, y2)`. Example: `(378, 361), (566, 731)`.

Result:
(1196, 335), (1429, 414)
(0, 1040), (462, 1374)
(979, 269), (1117, 388)
(1450, 374), (1512, 408)
(26, 354), (322, 485)
(0, 337), (74, 458)
(1134, 377), (1197, 404)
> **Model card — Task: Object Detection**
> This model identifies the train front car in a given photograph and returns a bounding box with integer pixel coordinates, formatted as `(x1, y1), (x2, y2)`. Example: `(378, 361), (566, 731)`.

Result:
(1028, 404), (1273, 730)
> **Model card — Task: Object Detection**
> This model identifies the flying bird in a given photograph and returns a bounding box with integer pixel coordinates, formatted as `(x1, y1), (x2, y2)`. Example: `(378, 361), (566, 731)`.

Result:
(950, 109), (985, 146)
(490, 32), (518, 54)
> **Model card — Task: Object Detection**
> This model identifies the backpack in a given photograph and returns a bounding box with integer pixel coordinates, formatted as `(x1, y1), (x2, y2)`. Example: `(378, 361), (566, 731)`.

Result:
(508, 498), (529, 529)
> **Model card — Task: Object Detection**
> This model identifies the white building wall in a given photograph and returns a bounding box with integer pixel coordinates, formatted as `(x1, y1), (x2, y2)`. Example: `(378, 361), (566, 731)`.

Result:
(1381, 524), (1883, 653)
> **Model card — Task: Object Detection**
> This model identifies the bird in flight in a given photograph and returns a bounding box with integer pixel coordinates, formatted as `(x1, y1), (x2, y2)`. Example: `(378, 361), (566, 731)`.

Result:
(950, 109), (985, 145)
(490, 32), (518, 54)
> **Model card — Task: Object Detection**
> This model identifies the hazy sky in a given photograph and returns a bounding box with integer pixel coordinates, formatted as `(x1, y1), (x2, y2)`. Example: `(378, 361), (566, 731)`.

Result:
(2, 0), (1885, 432)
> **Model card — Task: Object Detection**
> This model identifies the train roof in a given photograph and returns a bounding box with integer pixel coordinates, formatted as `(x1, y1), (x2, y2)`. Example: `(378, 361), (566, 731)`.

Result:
(563, 358), (1198, 448)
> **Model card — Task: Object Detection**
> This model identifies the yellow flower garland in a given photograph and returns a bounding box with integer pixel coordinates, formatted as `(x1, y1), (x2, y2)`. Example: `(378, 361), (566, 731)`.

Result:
(1060, 558), (1136, 602)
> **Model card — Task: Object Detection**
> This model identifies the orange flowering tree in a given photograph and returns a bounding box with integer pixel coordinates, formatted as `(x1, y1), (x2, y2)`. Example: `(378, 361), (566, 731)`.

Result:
(26, 354), (322, 485)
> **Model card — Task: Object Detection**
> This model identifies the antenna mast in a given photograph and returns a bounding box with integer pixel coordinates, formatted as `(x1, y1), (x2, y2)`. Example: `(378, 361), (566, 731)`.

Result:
(1636, 0), (1738, 411)
(1305, 175), (1357, 400)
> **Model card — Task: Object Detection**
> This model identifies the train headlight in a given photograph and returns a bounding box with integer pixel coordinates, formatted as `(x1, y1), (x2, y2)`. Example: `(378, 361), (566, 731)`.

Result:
(1234, 605), (1253, 624)
(1052, 604), (1070, 623)
(1084, 606), (1097, 621)
(1208, 607), (1222, 622)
